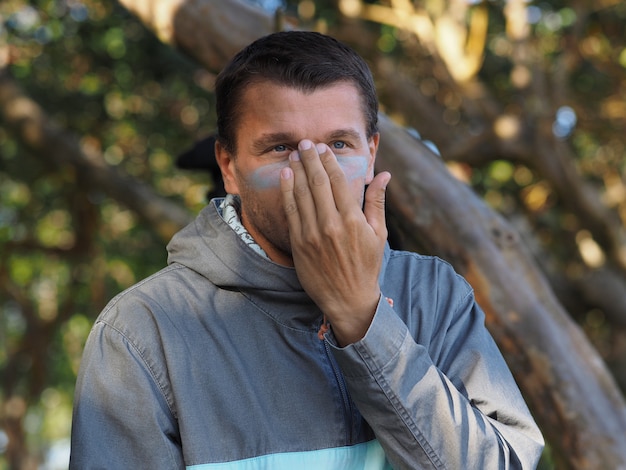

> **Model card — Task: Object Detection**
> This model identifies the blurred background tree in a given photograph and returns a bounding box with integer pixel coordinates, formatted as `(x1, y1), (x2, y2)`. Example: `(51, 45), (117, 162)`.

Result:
(1, 0), (625, 468)
(0, 1), (211, 467)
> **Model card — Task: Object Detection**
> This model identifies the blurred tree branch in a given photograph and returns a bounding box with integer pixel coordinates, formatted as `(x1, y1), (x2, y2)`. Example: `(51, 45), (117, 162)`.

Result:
(1, 0), (625, 467)
(0, 70), (193, 241)
(111, 0), (626, 467)
(329, 0), (626, 325)
(336, 0), (626, 276)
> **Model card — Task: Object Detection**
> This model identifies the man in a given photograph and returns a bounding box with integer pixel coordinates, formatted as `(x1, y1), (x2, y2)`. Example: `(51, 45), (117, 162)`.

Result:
(70, 31), (544, 469)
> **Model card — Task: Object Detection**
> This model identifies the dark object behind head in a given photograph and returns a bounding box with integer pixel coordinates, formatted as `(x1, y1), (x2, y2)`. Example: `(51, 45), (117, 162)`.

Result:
(214, 31), (379, 155)
(176, 135), (226, 199)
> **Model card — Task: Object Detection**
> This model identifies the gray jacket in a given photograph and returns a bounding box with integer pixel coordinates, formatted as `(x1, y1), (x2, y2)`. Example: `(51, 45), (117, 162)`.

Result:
(70, 199), (544, 469)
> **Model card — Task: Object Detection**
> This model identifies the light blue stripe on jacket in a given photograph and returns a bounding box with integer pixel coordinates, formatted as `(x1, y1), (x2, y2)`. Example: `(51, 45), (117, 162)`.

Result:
(187, 439), (391, 470)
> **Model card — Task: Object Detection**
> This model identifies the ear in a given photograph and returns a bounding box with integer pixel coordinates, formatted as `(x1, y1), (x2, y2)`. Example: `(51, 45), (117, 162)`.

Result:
(365, 132), (380, 184)
(215, 140), (240, 195)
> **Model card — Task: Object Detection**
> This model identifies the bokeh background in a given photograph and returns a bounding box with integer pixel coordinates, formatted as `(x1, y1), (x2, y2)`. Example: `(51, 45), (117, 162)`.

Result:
(1, 0), (626, 468)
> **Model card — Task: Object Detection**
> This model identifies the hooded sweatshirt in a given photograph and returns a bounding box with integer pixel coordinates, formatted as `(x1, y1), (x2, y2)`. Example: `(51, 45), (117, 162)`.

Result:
(70, 199), (544, 469)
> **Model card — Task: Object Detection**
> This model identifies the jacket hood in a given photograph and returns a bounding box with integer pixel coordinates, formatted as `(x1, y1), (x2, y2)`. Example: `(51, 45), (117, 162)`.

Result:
(167, 199), (304, 293)
(166, 198), (391, 294)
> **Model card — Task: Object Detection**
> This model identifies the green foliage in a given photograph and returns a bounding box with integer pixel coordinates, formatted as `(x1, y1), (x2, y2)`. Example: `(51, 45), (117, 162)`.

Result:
(0, 0), (216, 466)
(1, 0), (625, 467)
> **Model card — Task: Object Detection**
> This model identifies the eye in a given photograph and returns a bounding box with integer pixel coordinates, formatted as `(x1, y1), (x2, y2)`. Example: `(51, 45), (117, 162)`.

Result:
(331, 141), (347, 150)
(273, 144), (289, 152)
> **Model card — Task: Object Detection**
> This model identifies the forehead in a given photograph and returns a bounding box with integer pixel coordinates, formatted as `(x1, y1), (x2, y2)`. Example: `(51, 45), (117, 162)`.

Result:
(234, 81), (369, 141)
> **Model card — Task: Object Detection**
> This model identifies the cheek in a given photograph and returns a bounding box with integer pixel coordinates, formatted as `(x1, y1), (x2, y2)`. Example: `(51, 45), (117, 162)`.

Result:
(337, 156), (369, 183)
(246, 156), (369, 190)
(248, 161), (288, 190)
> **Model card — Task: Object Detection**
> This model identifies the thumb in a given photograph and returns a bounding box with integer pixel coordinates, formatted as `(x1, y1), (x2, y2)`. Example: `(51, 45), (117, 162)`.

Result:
(363, 171), (391, 237)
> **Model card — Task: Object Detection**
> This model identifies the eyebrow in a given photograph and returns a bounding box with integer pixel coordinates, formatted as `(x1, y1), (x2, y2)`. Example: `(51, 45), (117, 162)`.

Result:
(326, 128), (362, 142)
(251, 132), (299, 152)
(252, 128), (363, 152)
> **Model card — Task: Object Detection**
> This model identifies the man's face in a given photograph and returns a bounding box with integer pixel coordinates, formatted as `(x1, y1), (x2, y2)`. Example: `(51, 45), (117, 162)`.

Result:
(216, 80), (379, 266)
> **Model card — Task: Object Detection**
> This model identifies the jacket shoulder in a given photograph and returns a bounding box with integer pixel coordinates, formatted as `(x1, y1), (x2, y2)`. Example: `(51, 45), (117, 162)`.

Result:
(385, 249), (472, 294)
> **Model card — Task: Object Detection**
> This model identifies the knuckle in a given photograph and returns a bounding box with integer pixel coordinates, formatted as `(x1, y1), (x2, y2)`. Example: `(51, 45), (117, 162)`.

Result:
(327, 170), (344, 185)
(283, 201), (298, 215)
(320, 152), (334, 165)
(302, 231), (321, 248)
(343, 211), (361, 226)
(311, 171), (327, 187)
(294, 184), (310, 198)
(320, 222), (340, 238)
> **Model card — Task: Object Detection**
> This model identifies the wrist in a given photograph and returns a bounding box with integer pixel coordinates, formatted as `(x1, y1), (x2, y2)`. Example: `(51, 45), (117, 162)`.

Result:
(326, 292), (381, 347)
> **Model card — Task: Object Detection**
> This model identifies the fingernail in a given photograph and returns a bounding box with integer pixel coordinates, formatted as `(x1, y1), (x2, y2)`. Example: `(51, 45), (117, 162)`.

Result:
(316, 143), (326, 154)
(281, 167), (293, 179)
(299, 140), (312, 150)
(383, 172), (392, 188)
(289, 150), (300, 161)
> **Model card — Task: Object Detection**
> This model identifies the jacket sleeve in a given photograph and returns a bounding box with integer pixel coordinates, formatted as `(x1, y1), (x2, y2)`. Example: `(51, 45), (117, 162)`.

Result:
(328, 289), (544, 469)
(70, 320), (184, 469)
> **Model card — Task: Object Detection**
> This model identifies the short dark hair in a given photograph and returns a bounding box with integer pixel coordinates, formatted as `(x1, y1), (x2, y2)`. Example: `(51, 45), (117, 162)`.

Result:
(215, 31), (379, 155)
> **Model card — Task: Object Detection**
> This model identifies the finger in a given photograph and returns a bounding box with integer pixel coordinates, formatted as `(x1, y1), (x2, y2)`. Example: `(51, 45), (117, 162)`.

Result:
(363, 171), (391, 239)
(297, 140), (338, 217)
(279, 165), (303, 235)
(287, 148), (318, 232)
(315, 143), (355, 214)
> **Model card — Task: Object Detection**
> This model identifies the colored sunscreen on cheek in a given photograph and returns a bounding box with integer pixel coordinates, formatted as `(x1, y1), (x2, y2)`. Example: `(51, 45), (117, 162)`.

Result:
(248, 156), (370, 190)
(338, 156), (369, 182)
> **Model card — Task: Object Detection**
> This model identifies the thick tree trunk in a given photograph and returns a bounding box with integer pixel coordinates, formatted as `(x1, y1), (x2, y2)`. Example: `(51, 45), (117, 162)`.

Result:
(54, 0), (626, 467)
(376, 115), (626, 468)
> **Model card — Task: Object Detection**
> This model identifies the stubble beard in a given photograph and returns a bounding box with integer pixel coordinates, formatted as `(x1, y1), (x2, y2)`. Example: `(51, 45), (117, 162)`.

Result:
(239, 196), (293, 261)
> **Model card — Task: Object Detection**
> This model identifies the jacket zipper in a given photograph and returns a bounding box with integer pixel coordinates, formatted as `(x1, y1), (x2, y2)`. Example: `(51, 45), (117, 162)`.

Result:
(323, 340), (354, 444)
